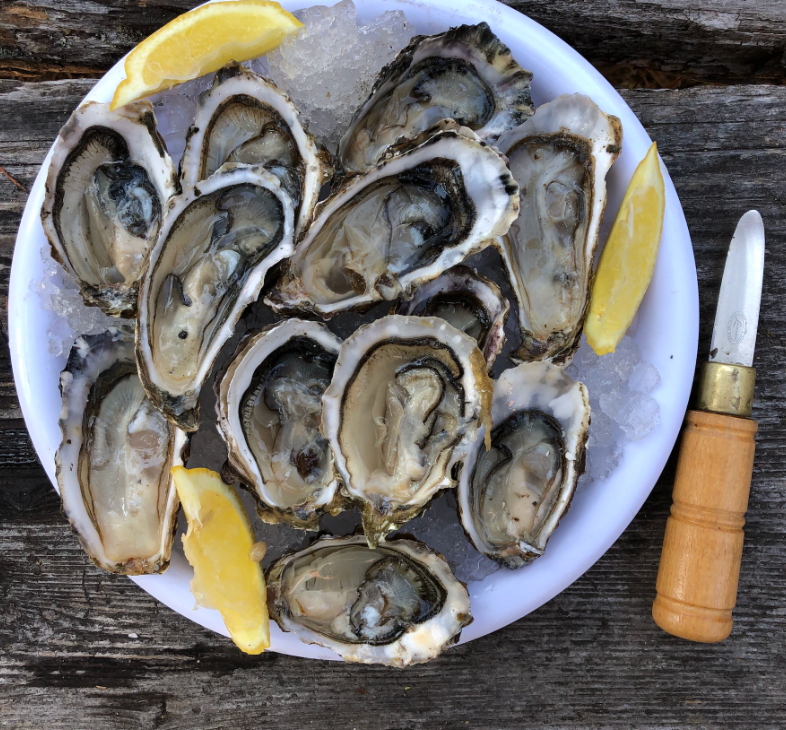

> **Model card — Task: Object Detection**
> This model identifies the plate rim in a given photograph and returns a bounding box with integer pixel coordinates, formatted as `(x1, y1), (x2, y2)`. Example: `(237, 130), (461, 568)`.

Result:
(8, 0), (699, 661)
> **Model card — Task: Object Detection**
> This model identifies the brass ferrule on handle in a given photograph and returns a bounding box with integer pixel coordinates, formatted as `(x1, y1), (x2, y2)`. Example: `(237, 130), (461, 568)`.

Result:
(652, 364), (757, 643)
(696, 361), (756, 418)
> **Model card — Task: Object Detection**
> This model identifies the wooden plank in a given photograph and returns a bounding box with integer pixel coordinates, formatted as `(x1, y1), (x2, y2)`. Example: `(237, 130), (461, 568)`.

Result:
(0, 78), (785, 727)
(510, 0), (786, 87)
(0, 1), (785, 86)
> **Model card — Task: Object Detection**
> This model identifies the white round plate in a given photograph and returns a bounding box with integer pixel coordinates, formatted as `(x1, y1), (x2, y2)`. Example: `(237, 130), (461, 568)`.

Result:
(9, 0), (698, 660)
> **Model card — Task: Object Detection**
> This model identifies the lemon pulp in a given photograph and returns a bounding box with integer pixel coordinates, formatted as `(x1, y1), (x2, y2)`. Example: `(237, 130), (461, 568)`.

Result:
(112, 1), (303, 110)
(172, 466), (270, 655)
(585, 142), (666, 355)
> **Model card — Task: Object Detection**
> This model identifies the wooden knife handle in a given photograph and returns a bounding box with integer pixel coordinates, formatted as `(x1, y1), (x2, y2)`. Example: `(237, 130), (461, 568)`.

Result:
(652, 409), (757, 642)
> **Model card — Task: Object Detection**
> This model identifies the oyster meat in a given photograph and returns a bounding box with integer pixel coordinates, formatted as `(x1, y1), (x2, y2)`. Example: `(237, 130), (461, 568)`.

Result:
(137, 164), (295, 431)
(322, 314), (492, 546)
(41, 101), (177, 317)
(56, 326), (188, 574)
(458, 362), (590, 567)
(267, 534), (472, 666)
(268, 124), (519, 317)
(216, 318), (344, 530)
(339, 22), (533, 175)
(395, 264), (509, 370)
(495, 94), (622, 362)
(180, 64), (332, 234)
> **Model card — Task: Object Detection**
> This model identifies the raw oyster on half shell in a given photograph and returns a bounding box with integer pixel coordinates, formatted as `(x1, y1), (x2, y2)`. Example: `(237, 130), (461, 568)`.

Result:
(268, 124), (519, 317)
(322, 314), (492, 547)
(137, 164), (295, 431)
(180, 64), (332, 234)
(41, 101), (177, 317)
(216, 318), (344, 530)
(56, 326), (188, 574)
(457, 362), (590, 567)
(495, 94), (623, 362)
(339, 22), (533, 175)
(395, 264), (509, 370)
(267, 534), (472, 666)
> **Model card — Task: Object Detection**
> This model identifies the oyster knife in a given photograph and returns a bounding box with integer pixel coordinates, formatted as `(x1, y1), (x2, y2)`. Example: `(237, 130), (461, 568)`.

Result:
(653, 210), (764, 644)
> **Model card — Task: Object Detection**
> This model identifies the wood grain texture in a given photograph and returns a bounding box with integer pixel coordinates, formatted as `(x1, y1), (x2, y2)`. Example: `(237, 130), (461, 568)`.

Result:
(653, 410), (758, 643)
(2, 26), (786, 730)
(0, 0), (786, 87)
(509, 0), (786, 87)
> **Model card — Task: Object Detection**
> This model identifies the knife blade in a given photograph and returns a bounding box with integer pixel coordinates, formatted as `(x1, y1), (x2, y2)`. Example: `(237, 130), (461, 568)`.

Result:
(709, 210), (765, 368)
(653, 210), (764, 643)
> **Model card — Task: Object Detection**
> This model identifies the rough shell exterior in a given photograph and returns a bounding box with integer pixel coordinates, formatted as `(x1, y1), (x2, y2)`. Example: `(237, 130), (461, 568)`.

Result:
(41, 100), (177, 317)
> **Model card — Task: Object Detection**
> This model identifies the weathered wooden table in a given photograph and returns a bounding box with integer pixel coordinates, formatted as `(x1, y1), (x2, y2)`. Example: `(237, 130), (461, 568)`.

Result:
(1, 1), (785, 727)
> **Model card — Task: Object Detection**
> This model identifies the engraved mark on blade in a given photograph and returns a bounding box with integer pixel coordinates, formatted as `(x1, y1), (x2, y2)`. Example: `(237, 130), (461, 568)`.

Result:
(727, 311), (748, 344)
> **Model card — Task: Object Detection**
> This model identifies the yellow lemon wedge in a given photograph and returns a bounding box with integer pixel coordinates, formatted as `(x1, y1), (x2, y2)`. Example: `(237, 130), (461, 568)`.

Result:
(111, 0), (303, 110)
(172, 466), (270, 655)
(585, 142), (666, 355)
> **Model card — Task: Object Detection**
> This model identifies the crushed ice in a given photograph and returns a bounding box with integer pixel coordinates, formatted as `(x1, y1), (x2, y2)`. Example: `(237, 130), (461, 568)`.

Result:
(567, 335), (661, 484)
(267, 0), (413, 152)
(149, 73), (215, 169)
(32, 0), (662, 587)
(30, 246), (122, 358)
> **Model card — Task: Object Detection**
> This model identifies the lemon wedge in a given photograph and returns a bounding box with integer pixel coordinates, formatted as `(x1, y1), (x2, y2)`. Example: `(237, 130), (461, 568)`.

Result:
(111, 1), (303, 110)
(585, 142), (666, 355)
(172, 466), (270, 655)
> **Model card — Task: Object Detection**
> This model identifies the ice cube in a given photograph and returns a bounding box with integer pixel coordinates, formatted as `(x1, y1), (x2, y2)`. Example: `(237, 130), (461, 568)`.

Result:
(569, 335), (661, 485)
(267, 0), (412, 152)
(152, 93), (197, 168)
(585, 442), (624, 482)
(618, 392), (661, 441)
(628, 360), (661, 394)
(32, 246), (119, 358)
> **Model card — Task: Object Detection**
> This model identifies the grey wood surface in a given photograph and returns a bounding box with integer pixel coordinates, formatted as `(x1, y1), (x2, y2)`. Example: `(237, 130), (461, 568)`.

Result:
(1, 2), (786, 728)
(1, 0), (786, 86)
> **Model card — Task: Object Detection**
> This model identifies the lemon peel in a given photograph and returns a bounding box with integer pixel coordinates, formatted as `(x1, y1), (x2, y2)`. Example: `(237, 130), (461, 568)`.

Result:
(112, 1), (303, 110)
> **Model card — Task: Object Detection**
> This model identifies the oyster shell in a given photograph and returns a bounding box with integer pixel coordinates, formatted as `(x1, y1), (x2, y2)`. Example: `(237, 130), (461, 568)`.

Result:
(56, 326), (188, 574)
(457, 362), (590, 567)
(495, 94), (623, 362)
(268, 124), (519, 317)
(339, 22), (533, 175)
(322, 314), (492, 547)
(395, 264), (509, 370)
(216, 318), (344, 530)
(267, 533), (472, 666)
(41, 101), (177, 317)
(137, 164), (295, 431)
(180, 64), (332, 234)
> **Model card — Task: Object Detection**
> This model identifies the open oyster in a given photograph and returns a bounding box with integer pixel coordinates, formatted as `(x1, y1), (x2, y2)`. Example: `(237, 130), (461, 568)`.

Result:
(457, 362), (590, 567)
(216, 318), (344, 530)
(268, 124), (518, 317)
(137, 164), (295, 431)
(180, 64), (332, 234)
(395, 264), (509, 371)
(322, 315), (492, 547)
(41, 101), (177, 317)
(339, 22), (533, 175)
(267, 534), (472, 666)
(495, 94), (622, 362)
(56, 326), (188, 574)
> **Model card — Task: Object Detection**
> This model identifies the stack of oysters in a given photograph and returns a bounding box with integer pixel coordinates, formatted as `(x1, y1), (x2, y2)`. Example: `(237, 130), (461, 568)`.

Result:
(41, 22), (622, 666)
